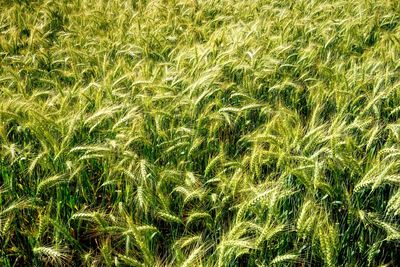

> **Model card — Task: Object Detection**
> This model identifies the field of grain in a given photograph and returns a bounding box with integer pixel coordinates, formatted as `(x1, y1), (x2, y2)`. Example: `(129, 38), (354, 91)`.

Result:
(1, 0), (400, 266)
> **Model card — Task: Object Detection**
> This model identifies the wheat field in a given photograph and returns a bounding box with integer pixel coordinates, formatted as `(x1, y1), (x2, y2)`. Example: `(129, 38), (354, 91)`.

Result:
(1, 0), (400, 266)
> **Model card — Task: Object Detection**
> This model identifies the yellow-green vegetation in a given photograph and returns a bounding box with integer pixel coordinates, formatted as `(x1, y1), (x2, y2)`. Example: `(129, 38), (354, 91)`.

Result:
(1, 0), (400, 266)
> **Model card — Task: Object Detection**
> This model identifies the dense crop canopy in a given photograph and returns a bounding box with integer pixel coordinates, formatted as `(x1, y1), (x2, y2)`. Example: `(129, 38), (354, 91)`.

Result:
(1, 0), (400, 266)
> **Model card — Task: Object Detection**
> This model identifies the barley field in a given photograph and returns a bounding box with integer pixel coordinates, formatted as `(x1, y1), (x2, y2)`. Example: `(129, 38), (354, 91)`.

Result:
(1, 0), (400, 266)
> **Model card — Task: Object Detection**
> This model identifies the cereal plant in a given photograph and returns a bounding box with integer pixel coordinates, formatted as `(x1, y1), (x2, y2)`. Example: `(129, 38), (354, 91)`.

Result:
(1, 0), (400, 266)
